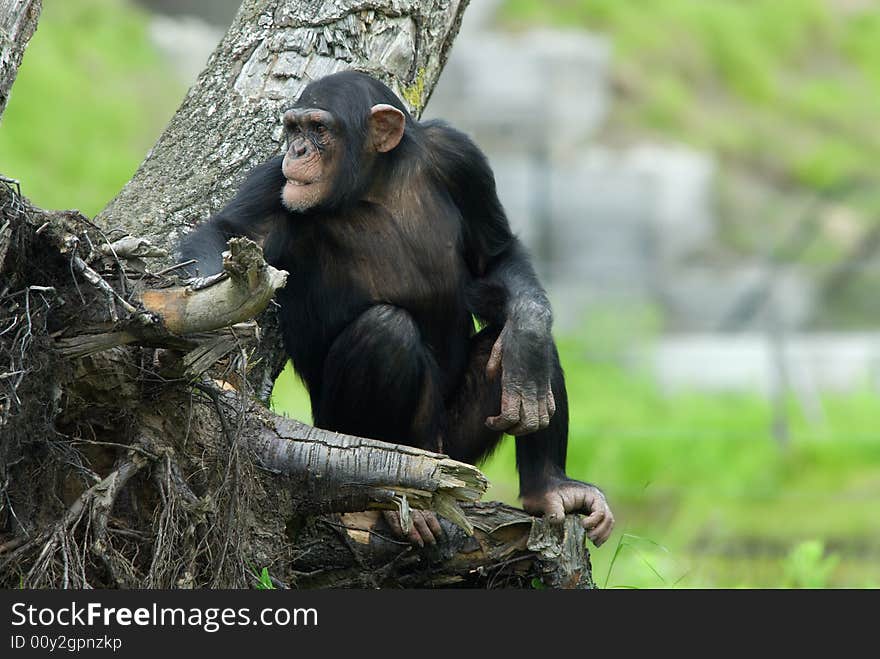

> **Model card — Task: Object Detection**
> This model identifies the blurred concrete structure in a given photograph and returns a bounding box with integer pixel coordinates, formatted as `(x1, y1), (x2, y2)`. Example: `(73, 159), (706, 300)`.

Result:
(423, 2), (818, 332)
(135, 0), (241, 26)
(135, 0), (235, 86)
(148, 14), (224, 85)
(644, 332), (880, 395)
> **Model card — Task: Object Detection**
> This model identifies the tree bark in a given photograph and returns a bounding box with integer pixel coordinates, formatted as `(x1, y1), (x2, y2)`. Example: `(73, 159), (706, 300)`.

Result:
(287, 504), (595, 589)
(0, 0), (597, 589)
(0, 0), (41, 120)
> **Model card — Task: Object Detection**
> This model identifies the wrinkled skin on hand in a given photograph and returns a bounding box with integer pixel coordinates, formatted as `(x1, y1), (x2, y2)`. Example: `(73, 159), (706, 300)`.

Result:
(522, 480), (615, 547)
(382, 510), (444, 548)
(485, 319), (556, 435)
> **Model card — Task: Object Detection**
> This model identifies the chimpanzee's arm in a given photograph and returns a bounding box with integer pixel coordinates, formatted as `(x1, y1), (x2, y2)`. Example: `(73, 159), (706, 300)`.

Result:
(425, 122), (556, 435)
(178, 156), (286, 276)
(477, 240), (558, 437)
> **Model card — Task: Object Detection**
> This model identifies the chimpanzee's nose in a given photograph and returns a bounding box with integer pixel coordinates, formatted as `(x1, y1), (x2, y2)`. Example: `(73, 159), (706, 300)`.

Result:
(294, 141), (308, 157)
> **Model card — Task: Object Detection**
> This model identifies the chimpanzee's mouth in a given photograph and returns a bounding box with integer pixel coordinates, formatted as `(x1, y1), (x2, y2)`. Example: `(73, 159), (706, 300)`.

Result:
(285, 178), (319, 187)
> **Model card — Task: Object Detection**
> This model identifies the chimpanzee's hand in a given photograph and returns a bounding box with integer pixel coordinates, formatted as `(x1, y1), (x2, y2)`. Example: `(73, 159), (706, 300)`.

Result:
(382, 510), (444, 548)
(485, 320), (555, 435)
(522, 480), (615, 547)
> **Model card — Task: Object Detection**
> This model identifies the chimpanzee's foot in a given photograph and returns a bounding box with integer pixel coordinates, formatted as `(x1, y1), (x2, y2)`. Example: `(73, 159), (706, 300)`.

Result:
(522, 480), (615, 547)
(382, 510), (444, 548)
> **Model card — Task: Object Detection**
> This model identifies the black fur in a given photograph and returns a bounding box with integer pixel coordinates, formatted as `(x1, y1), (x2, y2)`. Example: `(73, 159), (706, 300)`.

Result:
(179, 71), (571, 496)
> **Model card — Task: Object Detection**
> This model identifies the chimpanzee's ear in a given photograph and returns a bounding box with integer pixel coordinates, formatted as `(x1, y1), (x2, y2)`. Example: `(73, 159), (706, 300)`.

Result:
(369, 104), (406, 153)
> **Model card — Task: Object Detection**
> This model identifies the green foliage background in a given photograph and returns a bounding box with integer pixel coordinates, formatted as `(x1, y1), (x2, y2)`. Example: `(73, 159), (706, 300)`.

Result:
(490, 0), (880, 587)
(0, 0), (182, 216)
(2, 0), (878, 587)
(503, 0), (880, 193)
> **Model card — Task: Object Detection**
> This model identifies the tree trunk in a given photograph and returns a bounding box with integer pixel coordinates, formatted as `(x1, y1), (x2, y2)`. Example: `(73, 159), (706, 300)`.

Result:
(0, 0), (596, 589)
(0, 0), (41, 119)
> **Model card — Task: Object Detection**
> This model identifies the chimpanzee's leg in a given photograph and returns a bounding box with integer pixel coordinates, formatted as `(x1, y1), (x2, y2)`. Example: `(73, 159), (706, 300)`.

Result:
(444, 326), (504, 464)
(444, 327), (568, 496)
(315, 304), (448, 546)
(513, 343), (568, 498)
(510, 347), (614, 545)
(315, 304), (445, 453)
(446, 328), (614, 545)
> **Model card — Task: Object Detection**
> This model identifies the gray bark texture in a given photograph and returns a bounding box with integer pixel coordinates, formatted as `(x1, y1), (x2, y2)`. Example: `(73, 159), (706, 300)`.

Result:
(0, 0), (41, 120)
(0, 0), (596, 589)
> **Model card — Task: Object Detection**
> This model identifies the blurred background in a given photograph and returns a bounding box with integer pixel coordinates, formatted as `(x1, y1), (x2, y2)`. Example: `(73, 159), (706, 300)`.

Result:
(2, 0), (879, 587)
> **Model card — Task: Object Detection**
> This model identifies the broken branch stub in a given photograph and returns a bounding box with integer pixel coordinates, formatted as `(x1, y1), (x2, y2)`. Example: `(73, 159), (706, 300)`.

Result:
(140, 237), (288, 335)
(253, 416), (489, 534)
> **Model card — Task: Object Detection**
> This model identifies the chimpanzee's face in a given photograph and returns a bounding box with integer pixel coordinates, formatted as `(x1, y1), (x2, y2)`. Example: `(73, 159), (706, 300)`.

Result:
(280, 94), (406, 213)
(280, 108), (340, 212)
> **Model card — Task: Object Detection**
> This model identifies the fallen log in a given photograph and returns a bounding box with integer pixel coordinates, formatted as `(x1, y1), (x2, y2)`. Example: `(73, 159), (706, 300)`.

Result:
(285, 503), (594, 589)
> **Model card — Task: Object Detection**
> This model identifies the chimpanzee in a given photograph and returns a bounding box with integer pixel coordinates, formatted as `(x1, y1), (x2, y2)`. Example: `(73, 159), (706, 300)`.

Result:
(179, 71), (614, 547)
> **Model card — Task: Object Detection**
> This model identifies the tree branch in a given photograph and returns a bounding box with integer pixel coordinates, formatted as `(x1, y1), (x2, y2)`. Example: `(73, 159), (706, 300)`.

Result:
(288, 504), (595, 588)
(0, 0), (42, 120)
(252, 415), (488, 534)
(140, 238), (288, 335)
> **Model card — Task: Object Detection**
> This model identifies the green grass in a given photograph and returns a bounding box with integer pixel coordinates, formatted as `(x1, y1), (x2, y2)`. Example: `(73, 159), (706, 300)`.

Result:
(0, 0), (182, 217)
(274, 330), (880, 588)
(252, 566), (277, 590)
(500, 0), (880, 197)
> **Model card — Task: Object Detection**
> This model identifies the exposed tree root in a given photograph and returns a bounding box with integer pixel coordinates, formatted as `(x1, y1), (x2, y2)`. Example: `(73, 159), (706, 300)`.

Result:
(2, 449), (150, 588)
